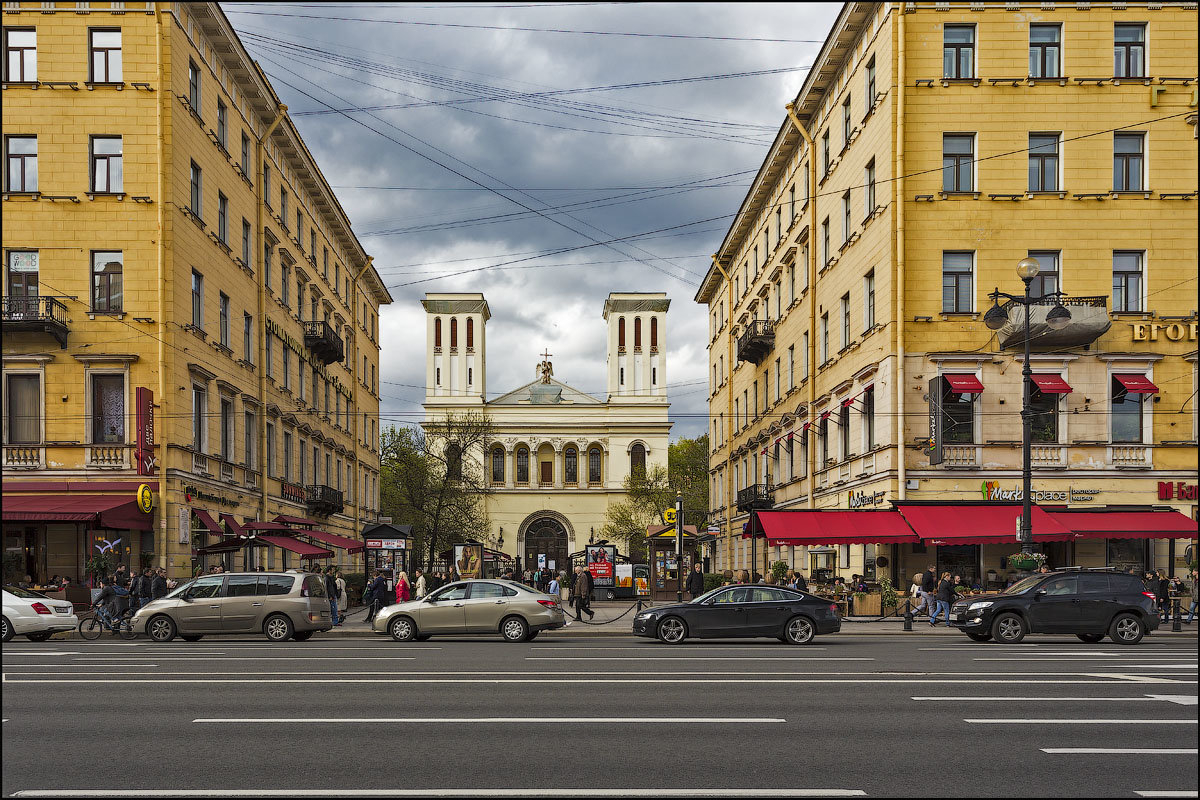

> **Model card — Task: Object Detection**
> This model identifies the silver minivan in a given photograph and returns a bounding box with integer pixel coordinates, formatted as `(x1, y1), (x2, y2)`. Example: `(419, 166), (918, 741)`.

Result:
(131, 571), (333, 642)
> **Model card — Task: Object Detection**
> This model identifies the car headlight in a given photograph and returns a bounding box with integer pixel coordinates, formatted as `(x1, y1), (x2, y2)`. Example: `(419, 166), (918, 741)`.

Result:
(968, 601), (994, 611)
(635, 612), (653, 620)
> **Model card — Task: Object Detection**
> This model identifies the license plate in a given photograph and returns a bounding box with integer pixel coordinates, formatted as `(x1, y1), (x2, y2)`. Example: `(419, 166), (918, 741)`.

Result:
(54, 606), (71, 614)
(954, 613), (964, 621)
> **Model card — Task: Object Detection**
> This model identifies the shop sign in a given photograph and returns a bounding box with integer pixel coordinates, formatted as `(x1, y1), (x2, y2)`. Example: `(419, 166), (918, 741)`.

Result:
(848, 489), (886, 508)
(135, 387), (156, 475)
(1131, 322), (1198, 342)
(183, 484), (239, 508)
(136, 484), (155, 514)
(981, 481), (1101, 503)
(366, 538), (406, 549)
(927, 377), (944, 466)
(1158, 481), (1199, 501)
(586, 544), (616, 587)
(178, 506), (190, 544)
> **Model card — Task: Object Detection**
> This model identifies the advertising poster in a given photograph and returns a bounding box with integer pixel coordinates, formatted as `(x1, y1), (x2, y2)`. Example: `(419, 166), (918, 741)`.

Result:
(586, 544), (616, 587)
(537, 553), (547, 569)
(454, 543), (483, 579)
(615, 563), (633, 588)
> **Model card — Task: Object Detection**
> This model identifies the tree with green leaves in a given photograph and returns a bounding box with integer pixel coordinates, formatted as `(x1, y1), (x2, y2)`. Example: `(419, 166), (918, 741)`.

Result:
(379, 412), (495, 570)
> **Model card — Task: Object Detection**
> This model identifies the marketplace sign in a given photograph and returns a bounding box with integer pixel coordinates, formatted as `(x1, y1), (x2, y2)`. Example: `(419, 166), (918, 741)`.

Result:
(981, 481), (1101, 503)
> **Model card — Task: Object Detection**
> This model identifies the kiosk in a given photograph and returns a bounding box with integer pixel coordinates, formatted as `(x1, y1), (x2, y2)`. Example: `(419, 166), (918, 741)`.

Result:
(646, 524), (699, 602)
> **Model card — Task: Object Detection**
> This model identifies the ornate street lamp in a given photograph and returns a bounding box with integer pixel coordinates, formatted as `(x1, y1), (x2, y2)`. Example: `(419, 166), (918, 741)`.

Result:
(984, 257), (1072, 555)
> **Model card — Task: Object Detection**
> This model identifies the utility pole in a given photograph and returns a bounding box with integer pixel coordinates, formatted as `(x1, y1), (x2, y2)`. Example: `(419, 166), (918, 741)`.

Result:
(675, 491), (684, 603)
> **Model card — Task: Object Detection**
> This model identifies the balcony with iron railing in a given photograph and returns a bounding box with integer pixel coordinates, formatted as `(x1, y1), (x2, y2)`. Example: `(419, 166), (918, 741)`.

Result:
(2, 295), (70, 348)
(305, 483), (345, 516)
(302, 320), (345, 365)
(736, 320), (775, 365)
(736, 483), (775, 512)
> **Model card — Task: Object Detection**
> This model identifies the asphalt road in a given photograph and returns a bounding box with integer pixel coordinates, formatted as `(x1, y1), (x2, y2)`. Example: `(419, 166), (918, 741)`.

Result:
(2, 631), (1196, 798)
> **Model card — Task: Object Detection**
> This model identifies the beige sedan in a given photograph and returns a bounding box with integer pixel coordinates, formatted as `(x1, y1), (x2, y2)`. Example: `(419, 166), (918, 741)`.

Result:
(373, 579), (566, 642)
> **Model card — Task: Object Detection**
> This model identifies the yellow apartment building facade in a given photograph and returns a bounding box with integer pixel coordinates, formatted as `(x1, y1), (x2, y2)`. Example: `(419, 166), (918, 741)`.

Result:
(696, 1), (1197, 587)
(2, 2), (391, 584)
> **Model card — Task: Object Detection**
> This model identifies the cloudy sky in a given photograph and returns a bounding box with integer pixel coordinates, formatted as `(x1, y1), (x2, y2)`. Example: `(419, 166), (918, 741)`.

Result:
(223, 1), (841, 440)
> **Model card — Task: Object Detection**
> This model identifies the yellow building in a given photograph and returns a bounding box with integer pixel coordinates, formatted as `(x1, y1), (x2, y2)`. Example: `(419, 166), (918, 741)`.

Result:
(2, 2), (391, 584)
(695, 1), (1198, 587)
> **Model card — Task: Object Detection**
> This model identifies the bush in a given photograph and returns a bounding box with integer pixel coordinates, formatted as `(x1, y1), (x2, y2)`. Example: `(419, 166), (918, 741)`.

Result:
(703, 573), (726, 592)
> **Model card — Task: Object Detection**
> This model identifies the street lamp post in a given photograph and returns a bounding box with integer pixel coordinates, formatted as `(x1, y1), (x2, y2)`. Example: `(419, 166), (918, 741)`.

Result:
(984, 257), (1072, 556)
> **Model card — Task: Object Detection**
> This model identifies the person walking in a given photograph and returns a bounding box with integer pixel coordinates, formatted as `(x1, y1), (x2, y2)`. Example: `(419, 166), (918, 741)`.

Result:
(413, 569), (427, 599)
(1155, 570), (1171, 623)
(136, 568), (153, 612)
(127, 569), (143, 615)
(1185, 569), (1199, 624)
(364, 570), (387, 624)
(324, 566), (340, 627)
(571, 565), (594, 621)
(151, 568), (168, 600)
(931, 571), (954, 627)
(394, 571), (411, 604)
(918, 564), (937, 618)
(548, 572), (561, 599)
(335, 571), (348, 623)
(685, 562), (705, 600)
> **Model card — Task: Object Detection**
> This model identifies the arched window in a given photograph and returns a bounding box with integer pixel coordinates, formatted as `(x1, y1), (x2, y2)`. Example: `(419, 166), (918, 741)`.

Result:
(618, 317), (626, 350)
(650, 318), (658, 351)
(588, 447), (602, 484)
(445, 442), (462, 482)
(564, 447), (578, 484)
(491, 447), (505, 484)
(466, 318), (474, 349)
(630, 443), (646, 480)
(450, 317), (458, 349)
(516, 447), (529, 484)
(634, 317), (642, 350)
(434, 317), (442, 349)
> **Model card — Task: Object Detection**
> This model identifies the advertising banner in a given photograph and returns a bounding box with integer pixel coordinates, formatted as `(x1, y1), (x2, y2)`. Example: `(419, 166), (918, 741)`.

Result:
(135, 387), (156, 475)
(454, 543), (483, 579)
(586, 544), (616, 587)
(615, 563), (633, 588)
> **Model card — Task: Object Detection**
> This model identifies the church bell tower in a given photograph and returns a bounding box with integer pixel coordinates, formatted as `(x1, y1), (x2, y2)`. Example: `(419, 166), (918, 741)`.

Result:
(422, 293), (490, 405)
(602, 292), (670, 403)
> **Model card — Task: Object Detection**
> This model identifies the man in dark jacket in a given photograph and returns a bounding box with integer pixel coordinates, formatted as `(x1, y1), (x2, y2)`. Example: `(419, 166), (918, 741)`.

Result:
(793, 572), (808, 592)
(685, 563), (706, 600)
(364, 570), (388, 624)
(127, 570), (143, 614)
(138, 568), (153, 608)
(571, 565), (594, 621)
(931, 572), (954, 627)
(151, 569), (168, 600)
(324, 566), (340, 626)
(917, 564), (937, 618)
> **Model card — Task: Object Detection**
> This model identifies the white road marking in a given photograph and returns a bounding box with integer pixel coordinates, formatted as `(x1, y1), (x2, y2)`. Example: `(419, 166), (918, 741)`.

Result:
(1041, 748), (1198, 755)
(913, 696), (1162, 702)
(193, 716), (786, 724)
(525, 656), (874, 661)
(1134, 792), (1198, 798)
(67, 656), (420, 661)
(1145, 694), (1200, 705)
(9, 790), (869, 798)
(973, 659), (1197, 665)
(966, 718), (1197, 725)
(4, 678), (1181, 685)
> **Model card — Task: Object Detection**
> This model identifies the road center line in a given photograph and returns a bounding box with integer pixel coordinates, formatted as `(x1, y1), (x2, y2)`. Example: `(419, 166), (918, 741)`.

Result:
(193, 717), (786, 724)
(965, 718), (1197, 724)
(1041, 748), (1198, 755)
(525, 656), (874, 661)
(3, 678), (1177, 685)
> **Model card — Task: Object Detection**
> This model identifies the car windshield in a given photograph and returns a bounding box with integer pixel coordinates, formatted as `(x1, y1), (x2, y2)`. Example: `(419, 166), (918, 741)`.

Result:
(3, 585), (48, 599)
(1000, 575), (1044, 595)
(166, 580), (194, 599)
(689, 587), (727, 604)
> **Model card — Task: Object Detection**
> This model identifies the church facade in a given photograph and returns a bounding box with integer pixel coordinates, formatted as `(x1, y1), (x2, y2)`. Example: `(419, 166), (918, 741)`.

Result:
(421, 292), (672, 572)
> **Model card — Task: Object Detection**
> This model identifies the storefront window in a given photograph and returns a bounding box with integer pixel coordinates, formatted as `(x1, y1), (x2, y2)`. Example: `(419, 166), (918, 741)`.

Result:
(937, 544), (979, 587)
(1106, 538), (1145, 573)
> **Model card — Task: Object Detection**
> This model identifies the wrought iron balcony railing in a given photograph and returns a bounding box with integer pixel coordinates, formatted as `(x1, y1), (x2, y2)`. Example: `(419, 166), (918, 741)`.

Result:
(302, 320), (345, 365)
(2, 295), (69, 348)
(305, 483), (344, 516)
(736, 483), (775, 512)
(736, 320), (775, 365)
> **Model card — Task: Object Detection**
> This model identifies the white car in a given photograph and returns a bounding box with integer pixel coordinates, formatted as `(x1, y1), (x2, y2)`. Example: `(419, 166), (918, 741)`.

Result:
(2, 585), (79, 642)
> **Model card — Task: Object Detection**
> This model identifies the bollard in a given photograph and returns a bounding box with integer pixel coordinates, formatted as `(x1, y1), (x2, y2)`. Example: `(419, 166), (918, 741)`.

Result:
(903, 599), (913, 632)
(1172, 598), (1182, 632)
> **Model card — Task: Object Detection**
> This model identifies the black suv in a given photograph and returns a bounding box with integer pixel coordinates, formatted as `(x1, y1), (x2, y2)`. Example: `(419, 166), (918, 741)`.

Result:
(949, 569), (1159, 645)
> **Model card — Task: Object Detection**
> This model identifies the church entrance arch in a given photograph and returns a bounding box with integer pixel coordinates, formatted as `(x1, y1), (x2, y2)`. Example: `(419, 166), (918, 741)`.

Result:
(518, 511), (573, 576)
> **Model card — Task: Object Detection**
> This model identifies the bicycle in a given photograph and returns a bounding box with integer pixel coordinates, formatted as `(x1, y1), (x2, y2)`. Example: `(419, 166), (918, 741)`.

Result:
(78, 604), (137, 640)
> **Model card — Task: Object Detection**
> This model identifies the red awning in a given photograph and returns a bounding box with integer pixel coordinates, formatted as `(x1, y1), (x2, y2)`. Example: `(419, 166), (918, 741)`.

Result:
(841, 395), (857, 408)
(1031, 374), (1073, 394)
(195, 538), (248, 555)
(193, 510), (223, 535)
(896, 504), (1074, 544)
(1045, 510), (1197, 540)
(303, 529), (365, 554)
(819, 411), (831, 421)
(1, 494), (152, 531)
(1114, 374), (1159, 394)
(274, 514), (319, 527)
(944, 374), (985, 394)
(801, 422), (812, 433)
(219, 513), (246, 538)
(756, 510), (920, 546)
(256, 534), (333, 559)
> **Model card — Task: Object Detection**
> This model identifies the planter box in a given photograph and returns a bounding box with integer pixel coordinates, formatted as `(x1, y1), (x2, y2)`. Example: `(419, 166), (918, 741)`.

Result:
(853, 593), (882, 616)
(1008, 558), (1040, 570)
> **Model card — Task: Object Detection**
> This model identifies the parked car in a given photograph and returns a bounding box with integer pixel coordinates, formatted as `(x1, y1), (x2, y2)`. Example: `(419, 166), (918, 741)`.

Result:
(2, 585), (79, 642)
(633, 585), (841, 644)
(130, 570), (333, 642)
(950, 568), (1160, 644)
(373, 579), (566, 643)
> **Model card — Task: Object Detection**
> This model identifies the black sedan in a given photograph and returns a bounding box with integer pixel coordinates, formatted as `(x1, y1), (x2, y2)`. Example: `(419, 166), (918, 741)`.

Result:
(632, 585), (841, 644)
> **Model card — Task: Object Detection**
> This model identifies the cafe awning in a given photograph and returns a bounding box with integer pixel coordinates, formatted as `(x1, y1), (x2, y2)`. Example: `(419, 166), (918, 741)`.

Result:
(219, 513), (246, 537)
(1044, 509), (1197, 540)
(944, 374), (984, 394)
(755, 510), (919, 546)
(1030, 374), (1072, 394)
(302, 529), (365, 554)
(195, 538), (248, 555)
(256, 534), (333, 559)
(242, 521), (293, 531)
(896, 503), (1074, 544)
(193, 509), (223, 535)
(1, 494), (152, 531)
(1113, 373), (1159, 394)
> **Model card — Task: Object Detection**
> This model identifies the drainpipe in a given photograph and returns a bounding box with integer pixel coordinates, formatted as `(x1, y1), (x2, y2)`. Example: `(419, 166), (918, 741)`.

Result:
(895, 12), (908, 503)
(153, 6), (169, 572)
(783, 103), (819, 511)
(710, 256), (736, 570)
(351, 256), (374, 570)
(256, 105), (288, 525)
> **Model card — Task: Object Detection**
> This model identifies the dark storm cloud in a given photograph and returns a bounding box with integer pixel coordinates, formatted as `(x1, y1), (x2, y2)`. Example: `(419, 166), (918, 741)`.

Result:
(223, 1), (840, 438)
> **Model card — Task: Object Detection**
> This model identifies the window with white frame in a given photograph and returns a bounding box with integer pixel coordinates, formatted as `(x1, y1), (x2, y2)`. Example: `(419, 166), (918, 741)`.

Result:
(4, 372), (41, 445)
(89, 28), (121, 83)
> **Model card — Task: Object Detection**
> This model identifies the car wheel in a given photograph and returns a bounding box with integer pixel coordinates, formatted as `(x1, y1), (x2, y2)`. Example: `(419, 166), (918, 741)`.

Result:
(1, 616), (12, 643)
(992, 613), (1027, 644)
(784, 615), (816, 645)
(965, 632), (992, 642)
(1076, 633), (1104, 643)
(147, 614), (177, 643)
(500, 615), (529, 643)
(657, 616), (687, 644)
(263, 613), (294, 642)
(606, 590), (616, 601)
(414, 634), (433, 642)
(1109, 614), (1144, 645)
(389, 616), (416, 642)
(180, 635), (204, 642)
(291, 631), (313, 641)
(25, 630), (53, 642)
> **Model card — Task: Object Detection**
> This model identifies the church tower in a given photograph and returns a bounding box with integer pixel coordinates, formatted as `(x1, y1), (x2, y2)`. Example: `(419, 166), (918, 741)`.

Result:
(602, 292), (670, 402)
(422, 293), (490, 405)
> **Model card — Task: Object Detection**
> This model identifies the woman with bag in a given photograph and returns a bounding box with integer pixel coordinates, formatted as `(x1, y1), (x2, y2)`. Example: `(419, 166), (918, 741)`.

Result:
(394, 571), (411, 604)
(335, 572), (348, 622)
(909, 573), (927, 618)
